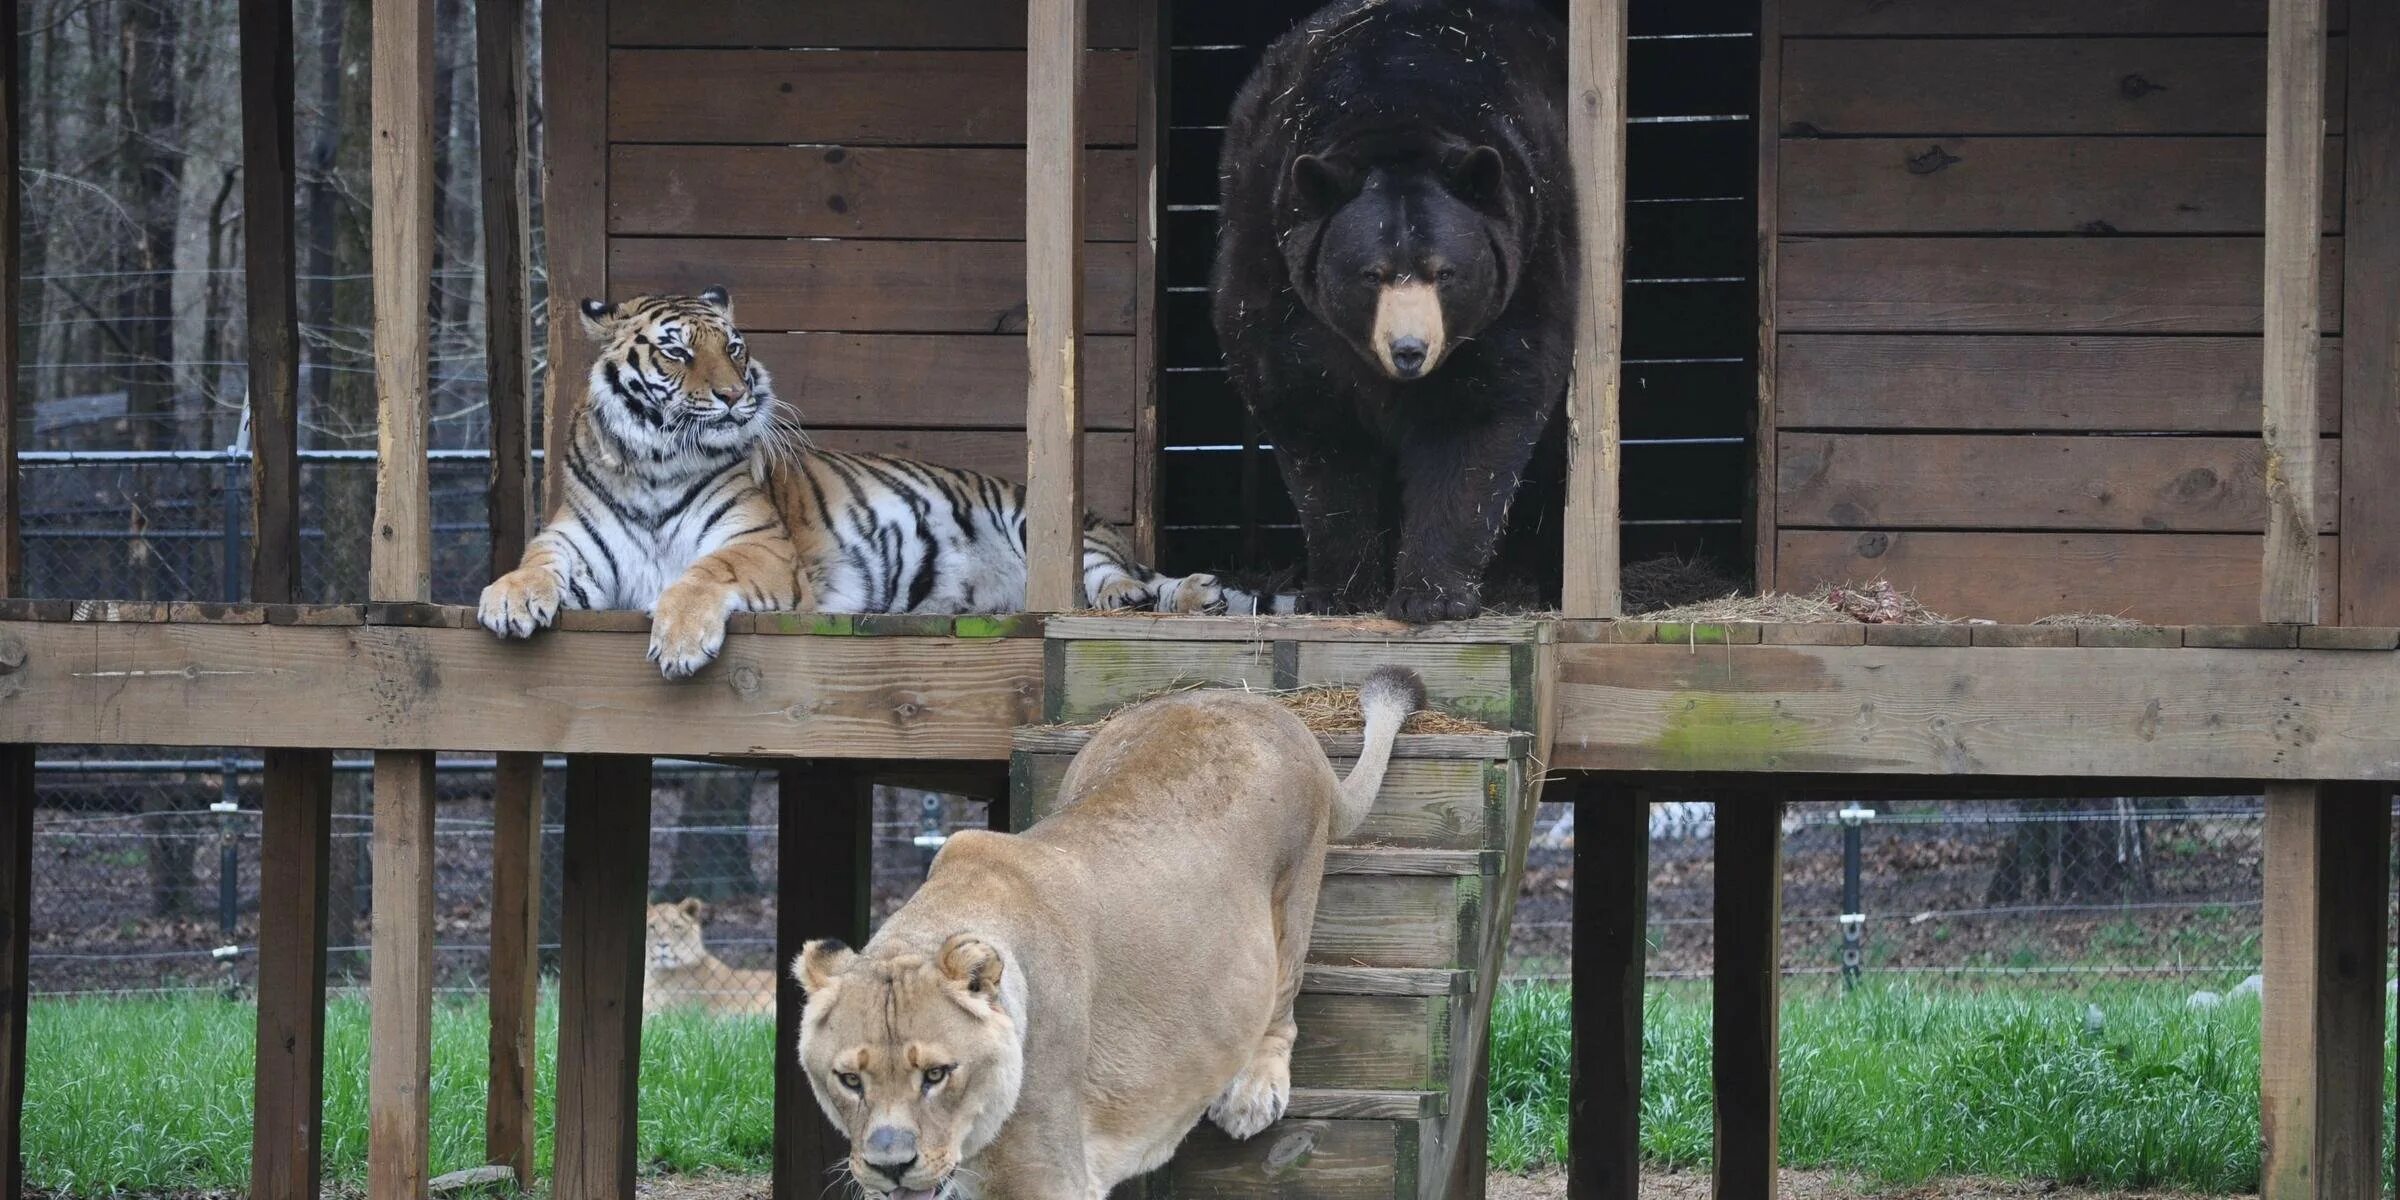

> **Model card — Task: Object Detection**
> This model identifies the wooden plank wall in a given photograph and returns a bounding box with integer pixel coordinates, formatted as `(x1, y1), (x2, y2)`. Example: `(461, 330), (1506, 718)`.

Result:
(597, 0), (1153, 527)
(1767, 1), (2354, 623)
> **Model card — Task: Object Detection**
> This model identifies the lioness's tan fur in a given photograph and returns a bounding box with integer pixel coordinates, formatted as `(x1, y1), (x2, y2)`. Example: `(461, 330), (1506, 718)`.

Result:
(796, 668), (1424, 1199)
(644, 899), (775, 1017)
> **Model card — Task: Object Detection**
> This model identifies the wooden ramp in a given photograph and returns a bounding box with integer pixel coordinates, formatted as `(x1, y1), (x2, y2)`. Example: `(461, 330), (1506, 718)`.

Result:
(1018, 615), (1551, 1199)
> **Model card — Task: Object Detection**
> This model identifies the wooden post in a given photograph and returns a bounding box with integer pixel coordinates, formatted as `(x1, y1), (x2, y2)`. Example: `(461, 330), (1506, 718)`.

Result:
(2340, 0), (2400, 624)
(483, 753), (542, 1186)
(242, 0), (301, 603)
(1751, 0), (1781, 594)
(1024, 0), (1089, 612)
(1562, 0), (1628, 618)
(2260, 0), (2328, 624)
(365, 0), (436, 1196)
(2262, 784), (2389, 1200)
(541, 0), (606, 512)
(0, 747), (31, 1200)
(0, 0), (20, 598)
(775, 763), (875, 1200)
(366, 752), (436, 1200)
(1129, 0), (1166, 563)
(1713, 797), (1783, 1200)
(1569, 781), (1647, 1200)
(555, 756), (653, 1200)
(252, 750), (333, 1200)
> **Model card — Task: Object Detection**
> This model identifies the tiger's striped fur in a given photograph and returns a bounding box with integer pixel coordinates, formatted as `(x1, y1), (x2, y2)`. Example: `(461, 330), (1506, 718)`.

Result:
(477, 290), (1220, 677)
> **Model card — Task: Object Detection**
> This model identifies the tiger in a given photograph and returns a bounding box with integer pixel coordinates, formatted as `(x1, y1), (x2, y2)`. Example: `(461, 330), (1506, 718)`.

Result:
(476, 289), (1223, 677)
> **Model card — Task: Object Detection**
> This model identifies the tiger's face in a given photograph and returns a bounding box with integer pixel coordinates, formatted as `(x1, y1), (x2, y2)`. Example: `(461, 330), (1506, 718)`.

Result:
(580, 288), (780, 458)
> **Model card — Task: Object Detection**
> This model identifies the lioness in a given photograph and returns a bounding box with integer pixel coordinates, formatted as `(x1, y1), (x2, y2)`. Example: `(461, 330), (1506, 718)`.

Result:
(644, 898), (775, 1017)
(795, 666), (1426, 1199)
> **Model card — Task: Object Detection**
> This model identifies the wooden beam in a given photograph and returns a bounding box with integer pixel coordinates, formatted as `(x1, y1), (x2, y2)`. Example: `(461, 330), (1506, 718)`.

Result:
(252, 750), (333, 1200)
(0, 747), (29, 1200)
(541, 0), (606, 514)
(2262, 0), (2330, 623)
(483, 752), (542, 1187)
(2341, 0), (2400, 623)
(1128, 0), (1166, 563)
(366, 752), (435, 1200)
(0, 0), (18, 598)
(369, 0), (435, 603)
(555, 756), (652, 1200)
(1713, 797), (1784, 1200)
(1551, 643), (2400, 781)
(1024, 0), (1089, 612)
(1752, 0), (1780, 594)
(241, 0), (301, 604)
(1568, 781), (1647, 1200)
(1562, 0), (1628, 618)
(775, 763), (874, 1200)
(479, 0), (532, 576)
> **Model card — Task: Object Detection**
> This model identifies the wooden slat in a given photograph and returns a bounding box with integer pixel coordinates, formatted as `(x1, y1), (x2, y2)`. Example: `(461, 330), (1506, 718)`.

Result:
(607, 50), (1140, 145)
(1043, 613), (1546, 642)
(1782, 0), (2346, 35)
(747, 334), (1135, 430)
(0, 747), (30, 1200)
(1301, 966), (1467, 998)
(1563, 0), (1629, 618)
(251, 749), (333, 1200)
(1714, 798), (1784, 1200)
(1782, 38), (2347, 136)
(481, 0), (534, 574)
(609, 238), (1136, 334)
(366, 751), (435, 1200)
(1282, 1088), (1442, 1123)
(1308, 875), (1468, 970)
(2339, 0), (2400, 624)
(542, 0), (608, 514)
(0, 623), (1044, 759)
(555, 756), (651, 1200)
(608, 0), (1141, 50)
(2260, 785), (2317, 1200)
(776, 762), (873, 1200)
(1128, 0), (1163, 562)
(1157, 1119), (1420, 1199)
(2262, 0), (2331, 625)
(483, 751), (542, 1186)
(1569, 783), (1646, 1200)
(1551, 643), (2400, 779)
(1778, 335), (2343, 433)
(2317, 786), (2390, 1199)
(811, 430), (1135, 525)
(368, 0), (436, 604)
(1781, 137), (2345, 235)
(1754, 0), (1782, 593)
(1779, 237), (2344, 334)
(609, 146), (1138, 240)
(1021, 752), (1500, 849)
(0, 0), (16, 597)
(241, 0), (301, 604)
(1777, 530), (2337, 624)
(1025, 0), (1089, 613)
(1778, 433), (2342, 533)
(1296, 642), (1524, 730)
(1291, 993), (1442, 1091)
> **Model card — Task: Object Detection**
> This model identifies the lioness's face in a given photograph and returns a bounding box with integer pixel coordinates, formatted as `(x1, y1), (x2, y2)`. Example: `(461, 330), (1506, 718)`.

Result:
(795, 935), (1024, 1199)
(646, 899), (708, 971)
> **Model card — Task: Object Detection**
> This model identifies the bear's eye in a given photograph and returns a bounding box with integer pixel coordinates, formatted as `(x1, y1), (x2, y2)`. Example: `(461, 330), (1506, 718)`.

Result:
(837, 1072), (864, 1094)
(923, 1065), (952, 1088)
(1435, 267), (1458, 283)
(1359, 266), (1387, 286)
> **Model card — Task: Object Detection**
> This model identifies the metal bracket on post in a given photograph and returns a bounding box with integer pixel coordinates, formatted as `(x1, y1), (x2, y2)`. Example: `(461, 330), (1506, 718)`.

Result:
(1838, 806), (1875, 991)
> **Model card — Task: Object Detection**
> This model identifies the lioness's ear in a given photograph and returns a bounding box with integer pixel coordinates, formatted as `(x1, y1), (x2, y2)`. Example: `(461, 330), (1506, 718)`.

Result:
(796, 939), (855, 994)
(939, 935), (1004, 997)
(579, 298), (618, 339)
(678, 897), (706, 921)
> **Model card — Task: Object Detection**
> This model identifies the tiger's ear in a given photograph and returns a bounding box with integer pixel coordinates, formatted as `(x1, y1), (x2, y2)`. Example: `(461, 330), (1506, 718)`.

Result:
(796, 939), (855, 994)
(579, 298), (619, 339)
(698, 285), (733, 315)
(677, 897), (707, 921)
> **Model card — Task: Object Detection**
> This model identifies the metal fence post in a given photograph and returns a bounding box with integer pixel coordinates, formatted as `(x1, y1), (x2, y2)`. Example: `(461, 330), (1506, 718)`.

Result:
(1838, 804), (1874, 991)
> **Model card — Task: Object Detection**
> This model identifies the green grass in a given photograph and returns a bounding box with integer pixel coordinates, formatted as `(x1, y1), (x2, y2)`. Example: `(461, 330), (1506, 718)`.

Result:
(26, 983), (2386, 1196)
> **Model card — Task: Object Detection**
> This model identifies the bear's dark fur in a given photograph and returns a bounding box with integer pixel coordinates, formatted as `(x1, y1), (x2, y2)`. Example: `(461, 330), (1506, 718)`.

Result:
(1212, 0), (1574, 622)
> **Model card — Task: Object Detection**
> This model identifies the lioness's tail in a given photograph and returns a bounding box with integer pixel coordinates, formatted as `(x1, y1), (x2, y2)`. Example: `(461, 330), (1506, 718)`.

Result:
(1335, 667), (1427, 837)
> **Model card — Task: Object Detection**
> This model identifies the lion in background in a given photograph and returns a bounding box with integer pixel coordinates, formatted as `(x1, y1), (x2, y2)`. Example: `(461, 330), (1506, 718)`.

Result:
(794, 666), (1427, 1200)
(644, 898), (774, 1017)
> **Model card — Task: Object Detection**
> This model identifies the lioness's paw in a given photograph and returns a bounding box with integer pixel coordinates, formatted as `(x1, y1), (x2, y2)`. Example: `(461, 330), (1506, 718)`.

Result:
(1090, 576), (1153, 610)
(479, 569), (561, 639)
(1207, 1053), (1290, 1140)
(1157, 573), (1223, 614)
(647, 585), (729, 679)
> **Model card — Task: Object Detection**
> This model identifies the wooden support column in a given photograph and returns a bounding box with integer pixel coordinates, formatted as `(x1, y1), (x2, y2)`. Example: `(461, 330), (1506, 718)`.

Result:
(775, 763), (875, 1200)
(0, 0), (20, 598)
(242, 0), (301, 602)
(1128, 0), (1166, 563)
(555, 756), (653, 1200)
(476, 0), (540, 1182)
(2262, 784), (2389, 1200)
(252, 750), (333, 1200)
(1569, 781), (1648, 1200)
(2261, 0), (2329, 624)
(0, 747), (31, 1200)
(364, 0), (436, 1195)
(2340, 0), (2400, 623)
(1563, 0), (1628, 618)
(1751, 0), (1781, 593)
(1714, 797), (1783, 1200)
(1025, 0), (1088, 612)
(541, 0), (605, 506)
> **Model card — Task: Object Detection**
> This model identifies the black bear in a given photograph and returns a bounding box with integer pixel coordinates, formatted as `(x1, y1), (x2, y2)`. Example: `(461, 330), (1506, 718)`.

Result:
(1212, 0), (1574, 622)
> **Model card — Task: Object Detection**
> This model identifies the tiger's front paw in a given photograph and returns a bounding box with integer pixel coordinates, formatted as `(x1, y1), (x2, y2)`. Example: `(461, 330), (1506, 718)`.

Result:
(1090, 576), (1153, 610)
(647, 583), (730, 679)
(1156, 573), (1223, 614)
(479, 569), (561, 639)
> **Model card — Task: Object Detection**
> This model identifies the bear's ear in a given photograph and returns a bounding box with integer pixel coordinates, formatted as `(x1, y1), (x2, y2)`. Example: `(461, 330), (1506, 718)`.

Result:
(579, 297), (619, 339)
(795, 939), (855, 994)
(1449, 145), (1508, 213)
(1289, 154), (1357, 217)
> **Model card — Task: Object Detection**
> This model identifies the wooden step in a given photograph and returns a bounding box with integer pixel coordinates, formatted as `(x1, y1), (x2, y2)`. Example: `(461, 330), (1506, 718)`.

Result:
(1293, 992), (1454, 1092)
(1133, 1114), (1437, 1200)
(1284, 1088), (1444, 1121)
